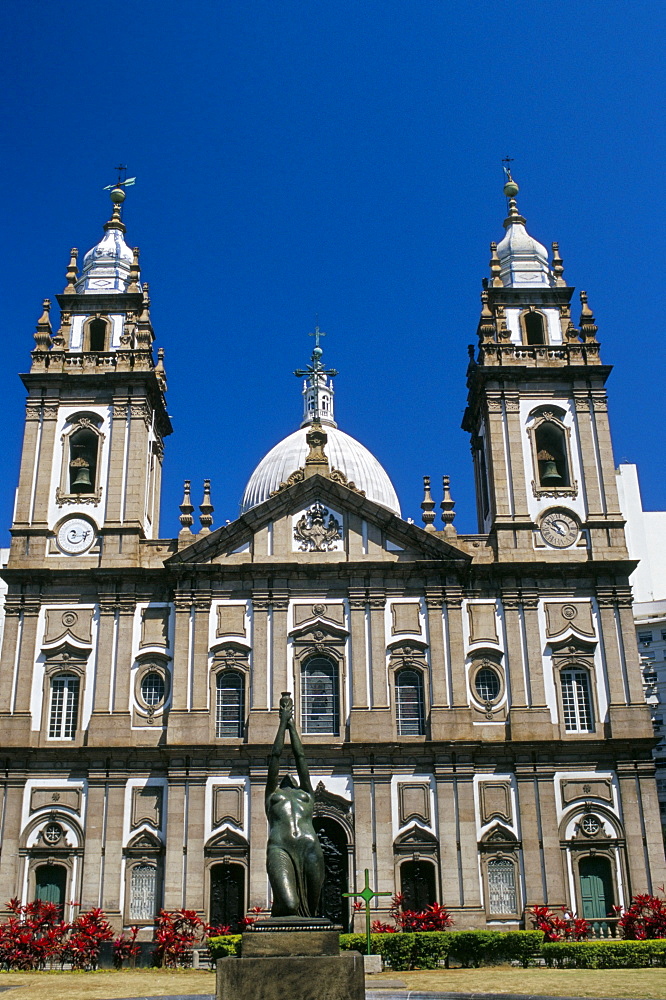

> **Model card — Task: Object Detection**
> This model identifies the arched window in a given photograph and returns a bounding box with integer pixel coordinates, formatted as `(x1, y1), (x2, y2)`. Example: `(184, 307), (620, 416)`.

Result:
(561, 667), (593, 732)
(84, 317), (109, 352)
(68, 424), (100, 494)
(579, 855), (614, 920)
(216, 670), (244, 738)
(395, 668), (425, 735)
(534, 419), (571, 487)
(48, 673), (80, 739)
(129, 863), (159, 921)
(301, 656), (339, 735)
(523, 311), (546, 345)
(487, 857), (517, 914)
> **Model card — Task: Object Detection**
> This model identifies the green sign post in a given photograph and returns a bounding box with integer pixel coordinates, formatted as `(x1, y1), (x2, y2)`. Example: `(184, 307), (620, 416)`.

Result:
(343, 868), (392, 956)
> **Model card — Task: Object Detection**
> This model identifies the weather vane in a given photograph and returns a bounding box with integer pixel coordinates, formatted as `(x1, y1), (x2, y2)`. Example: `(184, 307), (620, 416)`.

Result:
(501, 155), (514, 182)
(103, 164), (137, 194)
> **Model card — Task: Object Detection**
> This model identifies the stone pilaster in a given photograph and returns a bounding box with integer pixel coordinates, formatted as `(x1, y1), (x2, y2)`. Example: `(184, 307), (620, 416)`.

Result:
(248, 775), (268, 909)
(435, 771), (462, 906)
(13, 599), (40, 713)
(0, 784), (24, 904)
(456, 773), (482, 907)
(105, 399), (129, 524)
(425, 591), (448, 708)
(163, 780), (186, 910)
(30, 400), (59, 527)
(80, 781), (107, 909)
(184, 781), (206, 914)
(250, 595), (269, 711)
(485, 394), (512, 517)
(110, 599), (136, 717)
(368, 593), (387, 708)
(171, 597), (192, 713)
(348, 591), (368, 710)
(502, 595), (528, 708)
(271, 594), (290, 710)
(0, 604), (22, 707)
(100, 780), (125, 917)
(92, 599), (118, 713)
(573, 394), (603, 517)
(12, 400), (42, 527)
(191, 596), (212, 710)
(445, 592), (466, 707)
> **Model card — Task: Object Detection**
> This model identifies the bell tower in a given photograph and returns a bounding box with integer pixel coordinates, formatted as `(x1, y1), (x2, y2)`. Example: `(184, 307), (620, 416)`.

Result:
(462, 172), (626, 560)
(10, 180), (171, 566)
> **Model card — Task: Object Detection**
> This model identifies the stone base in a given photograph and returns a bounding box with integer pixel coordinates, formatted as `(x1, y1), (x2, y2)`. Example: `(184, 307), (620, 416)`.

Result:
(363, 953), (383, 974)
(217, 951), (365, 1000)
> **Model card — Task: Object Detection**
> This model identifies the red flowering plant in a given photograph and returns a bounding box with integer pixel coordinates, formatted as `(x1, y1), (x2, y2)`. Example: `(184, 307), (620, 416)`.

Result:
(529, 905), (590, 942)
(0, 898), (70, 970)
(113, 926), (140, 969)
(615, 888), (666, 939)
(238, 905), (264, 931)
(371, 919), (397, 933)
(153, 908), (204, 968)
(61, 908), (113, 970)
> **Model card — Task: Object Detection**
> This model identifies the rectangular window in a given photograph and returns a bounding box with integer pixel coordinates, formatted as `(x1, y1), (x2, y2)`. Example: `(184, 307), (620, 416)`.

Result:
(638, 632), (653, 645)
(129, 864), (158, 921)
(561, 669), (593, 732)
(487, 858), (517, 915)
(48, 674), (80, 739)
(301, 658), (339, 735)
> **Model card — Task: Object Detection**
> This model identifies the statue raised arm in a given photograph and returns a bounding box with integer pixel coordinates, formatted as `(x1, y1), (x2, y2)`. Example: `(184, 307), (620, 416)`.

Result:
(264, 693), (325, 917)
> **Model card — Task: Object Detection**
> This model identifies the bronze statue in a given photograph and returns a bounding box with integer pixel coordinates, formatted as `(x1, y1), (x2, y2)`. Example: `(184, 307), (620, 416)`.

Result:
(265, 693), (325, 917)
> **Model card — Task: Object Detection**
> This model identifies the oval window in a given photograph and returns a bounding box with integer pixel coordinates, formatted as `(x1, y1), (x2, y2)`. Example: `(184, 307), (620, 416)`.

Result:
(475, 667), (501, 702)
(141, 671), (165, 707)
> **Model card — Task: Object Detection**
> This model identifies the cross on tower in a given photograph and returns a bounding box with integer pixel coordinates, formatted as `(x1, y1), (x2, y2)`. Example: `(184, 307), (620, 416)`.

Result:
(343, 868), (392, 955)
(309, 322), (326, 349)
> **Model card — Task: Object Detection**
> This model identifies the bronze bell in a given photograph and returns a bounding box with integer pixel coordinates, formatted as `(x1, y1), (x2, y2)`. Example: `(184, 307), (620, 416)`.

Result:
(71, 462), (92, 491)
(540, 459), (562, 485)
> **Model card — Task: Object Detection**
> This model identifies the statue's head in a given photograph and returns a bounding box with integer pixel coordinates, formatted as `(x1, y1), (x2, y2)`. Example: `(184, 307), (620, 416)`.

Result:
(280, 774), (297, 789)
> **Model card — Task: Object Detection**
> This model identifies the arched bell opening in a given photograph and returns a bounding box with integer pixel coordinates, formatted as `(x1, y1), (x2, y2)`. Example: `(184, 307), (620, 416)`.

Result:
(313, 815), (349, 930)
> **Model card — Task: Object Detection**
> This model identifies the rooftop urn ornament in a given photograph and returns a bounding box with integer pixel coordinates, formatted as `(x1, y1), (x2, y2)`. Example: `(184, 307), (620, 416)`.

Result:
(420, 475), (436, 531)
(440, 474), (456, 534)
(264, 693), (325, 917)
(62, 248), (79, 294)
(199, 479), (214, 532)
(179, 480), (194, 534)
(343, 869), (392, 955)
(33, 299), (52, 351)
(579, 290), (599, 343)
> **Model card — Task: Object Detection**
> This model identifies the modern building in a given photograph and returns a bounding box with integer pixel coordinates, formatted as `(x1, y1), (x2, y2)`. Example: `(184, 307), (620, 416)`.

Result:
(616, 463), (666, 832)
(0, 176), (663, 937)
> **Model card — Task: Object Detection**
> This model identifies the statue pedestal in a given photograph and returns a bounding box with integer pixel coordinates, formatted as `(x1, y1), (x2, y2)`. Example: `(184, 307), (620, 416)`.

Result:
(216, 924), (365, 1000)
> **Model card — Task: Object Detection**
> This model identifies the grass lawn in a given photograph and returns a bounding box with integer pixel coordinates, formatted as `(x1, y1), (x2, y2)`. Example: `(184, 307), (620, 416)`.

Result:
(371, 965), (666, 998)
(0, 965), (664, 999)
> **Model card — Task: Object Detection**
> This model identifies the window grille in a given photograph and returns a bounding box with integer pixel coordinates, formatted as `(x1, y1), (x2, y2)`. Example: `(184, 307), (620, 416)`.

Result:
(48, 674), (80, 739)
(638, 632), (653, 645)
(561, 669), (593, 732)
(487, 857), (517, 914)
(475, 667), (501, 702)
(301, 657), (339, 735)
(216, 671), (244, 738)
(395, 668), (425, 735)
(129, 863), (158, 921)
(141, 671), (165, 706)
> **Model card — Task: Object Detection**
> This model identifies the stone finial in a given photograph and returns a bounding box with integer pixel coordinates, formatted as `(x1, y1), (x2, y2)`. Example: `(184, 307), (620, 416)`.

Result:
(127, 247), (141, 293)
(62, 249), (79, 294)
(135, 284), (153, 348)
(103, 199), (126, 234)
(551, 242), (565, 286)
(579, 291), (599, 343)
(33, 299), (52, 350)
(304, 419), (330, 478)
(179, 480), (194, 534)
(489, 242), (502, 287)
(155, 347), (167, 392)
(440, 475), (456, 535)
(477, 289), (495, 344)
(199, 479), (214, 533)
(421, 476), (436, 532)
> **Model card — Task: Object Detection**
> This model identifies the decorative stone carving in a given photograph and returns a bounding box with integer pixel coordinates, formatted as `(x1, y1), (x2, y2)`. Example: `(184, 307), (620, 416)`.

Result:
(216, 604), (247, 638)
(398, 783), (430, 826)
(391, 603), (421, 635)
(545, 602), (595, 639)
(140, 606), (170, 648)
(30, 787), (81, 814)
(293, 503), (342, 552)
(43, 608), (93, 647)
(468, 603), (499, 645)
(293, 604), (345, 627)
(561, 778), (613, 806)
(213, 785), (244, 828)
(131, 786), (163, 830)
(480, 782), (512, 824)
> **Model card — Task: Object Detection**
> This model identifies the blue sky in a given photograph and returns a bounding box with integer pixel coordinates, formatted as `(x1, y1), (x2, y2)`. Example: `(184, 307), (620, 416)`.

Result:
(2, 1), (665, 538)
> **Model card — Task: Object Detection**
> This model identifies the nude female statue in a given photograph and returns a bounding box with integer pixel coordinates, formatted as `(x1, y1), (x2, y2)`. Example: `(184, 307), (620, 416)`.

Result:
(265, 693), (325, 917)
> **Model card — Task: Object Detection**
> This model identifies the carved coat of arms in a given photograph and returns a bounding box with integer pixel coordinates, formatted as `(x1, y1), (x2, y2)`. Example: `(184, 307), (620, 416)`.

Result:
(294, 503), (342, 552)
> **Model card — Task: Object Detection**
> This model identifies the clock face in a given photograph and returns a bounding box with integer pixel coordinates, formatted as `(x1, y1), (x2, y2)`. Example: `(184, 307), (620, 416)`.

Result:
(539, 510), (580, 549)
(57, 518), (96, 555)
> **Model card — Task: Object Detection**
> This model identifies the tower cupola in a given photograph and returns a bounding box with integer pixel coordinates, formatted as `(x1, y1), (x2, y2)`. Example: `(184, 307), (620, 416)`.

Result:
(295, 325), (338, 428)
(76, 181), (138, 294)
(496, 172), (553, 288)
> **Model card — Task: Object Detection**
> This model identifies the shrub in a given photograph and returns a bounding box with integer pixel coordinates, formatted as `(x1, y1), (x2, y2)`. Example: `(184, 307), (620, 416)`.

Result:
(340, 929), (543, 970)
(543, 939), (666, 968)
(389, 894), (453, 932)
(528, 904), (590, 942)
(617, 889), (666, 939)
(207, 934), (242, 959)
(61, 907), (113, 970)
(498, 930), (545, 967)
(447, 930), (503, 967)
(113, 926), (140, 969)
(0, 898), (69, 970)
(153, 908), (203, 968)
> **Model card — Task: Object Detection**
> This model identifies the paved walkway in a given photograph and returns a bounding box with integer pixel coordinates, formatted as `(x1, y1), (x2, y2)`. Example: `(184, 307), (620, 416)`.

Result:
(88, 992), (658, 1000)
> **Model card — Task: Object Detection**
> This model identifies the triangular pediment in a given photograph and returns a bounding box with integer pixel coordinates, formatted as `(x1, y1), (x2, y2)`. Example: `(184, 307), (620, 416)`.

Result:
(167, 475), (471, 565)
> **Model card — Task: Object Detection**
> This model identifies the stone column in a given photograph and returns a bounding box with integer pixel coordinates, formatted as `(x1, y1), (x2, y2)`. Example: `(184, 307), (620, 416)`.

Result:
(271, 595), (290, 710)
(374, 775), (395, 912)
(485, 395), (512, 516)
(368, 593), (388, 708)
(348, 592), (368, 709)
(123, 400), (151, 526)
(591, 394), (623, 515)
(504, 395), (529, 516)
(516, 767), (547, 906)
(538, 775), (567, 904)
(104, 399), (129, 524)
(573, 394), (603, 516)
(425, 591), (448, 708)
(616, 596), (648, 704)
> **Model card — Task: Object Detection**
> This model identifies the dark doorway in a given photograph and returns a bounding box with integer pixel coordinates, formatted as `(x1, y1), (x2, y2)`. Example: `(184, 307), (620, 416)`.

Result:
(314, 817), (349, 930)
(210, 863), (245, 931)
(35, 863), (67, 912)
(400, 860), (436, 912)
(579, 856), (614, 919)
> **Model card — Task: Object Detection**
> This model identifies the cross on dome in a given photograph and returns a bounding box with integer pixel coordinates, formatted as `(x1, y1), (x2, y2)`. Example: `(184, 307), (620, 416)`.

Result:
(294, 326), (339, 428)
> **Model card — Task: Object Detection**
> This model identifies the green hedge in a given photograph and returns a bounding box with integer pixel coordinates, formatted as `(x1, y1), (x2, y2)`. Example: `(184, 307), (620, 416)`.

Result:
(207, 934), (242, 959)
(543, 939), (666, 969)
(339, 930), (544, 970)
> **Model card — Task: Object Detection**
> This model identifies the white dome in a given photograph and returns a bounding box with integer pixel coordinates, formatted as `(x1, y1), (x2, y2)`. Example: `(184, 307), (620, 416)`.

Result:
(241, 425), (401, 516)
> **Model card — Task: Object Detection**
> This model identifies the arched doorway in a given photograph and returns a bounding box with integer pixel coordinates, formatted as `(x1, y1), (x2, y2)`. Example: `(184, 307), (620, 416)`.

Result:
(210, 863), (245, 931)
(35, 863), (67, 912)
(400, 860), (436, 912)
(314, 817), (349, 930)
(579, 856), (614, 920)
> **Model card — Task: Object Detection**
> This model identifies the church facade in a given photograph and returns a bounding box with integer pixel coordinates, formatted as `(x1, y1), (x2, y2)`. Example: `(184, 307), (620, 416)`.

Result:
(0, 177), (663, 936)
